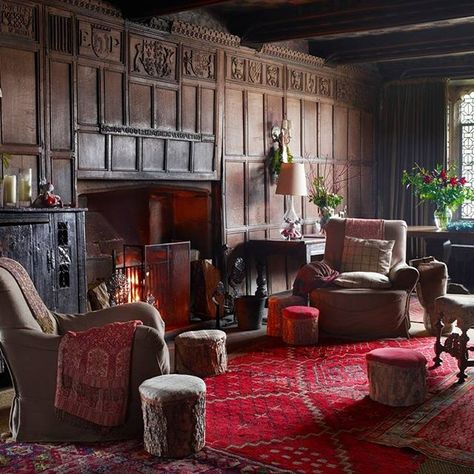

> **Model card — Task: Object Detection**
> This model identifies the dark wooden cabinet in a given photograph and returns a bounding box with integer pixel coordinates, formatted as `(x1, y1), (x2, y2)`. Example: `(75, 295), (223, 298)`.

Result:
(0, 208), (87, 314)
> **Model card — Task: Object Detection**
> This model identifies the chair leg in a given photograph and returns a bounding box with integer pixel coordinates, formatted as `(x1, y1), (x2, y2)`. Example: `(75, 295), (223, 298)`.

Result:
(433, 313), (444, 367)
(457, 329), (469, 384)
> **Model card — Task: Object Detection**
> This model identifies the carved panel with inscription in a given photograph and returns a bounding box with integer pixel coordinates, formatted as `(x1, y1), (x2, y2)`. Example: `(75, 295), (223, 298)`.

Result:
(0, 1), (35, 40)
(78, 21), (122, 63)
(130, 36), (177, 81)
(182, 47), (216, 80)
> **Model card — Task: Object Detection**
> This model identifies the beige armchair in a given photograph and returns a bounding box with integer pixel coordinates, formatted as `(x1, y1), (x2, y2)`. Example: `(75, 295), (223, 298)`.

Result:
(0, 257), (170, 442)
(309, 218), (419, 340)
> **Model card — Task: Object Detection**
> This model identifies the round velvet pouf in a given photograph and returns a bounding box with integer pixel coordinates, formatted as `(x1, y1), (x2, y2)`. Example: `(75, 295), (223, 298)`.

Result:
(282, 305), (319, 345)
(267, 294), (307, 337)
(139, 374), (206, 458)
(175, 329), (227, 377)
(366, 348), (427, 407)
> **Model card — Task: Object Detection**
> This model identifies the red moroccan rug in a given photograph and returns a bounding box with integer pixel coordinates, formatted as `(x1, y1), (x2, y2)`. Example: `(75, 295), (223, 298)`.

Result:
(205, 337), (463, 473)
(365, 374), (474, 467)
(0, 336), (469, 473)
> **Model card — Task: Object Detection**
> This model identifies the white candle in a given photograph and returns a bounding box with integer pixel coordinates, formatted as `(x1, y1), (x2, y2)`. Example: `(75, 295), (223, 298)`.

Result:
(19, 168), (32, 203)
(4, 175), (16, 205)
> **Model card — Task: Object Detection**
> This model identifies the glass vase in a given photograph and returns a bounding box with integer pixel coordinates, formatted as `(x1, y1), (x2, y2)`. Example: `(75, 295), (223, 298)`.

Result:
(433, 206), (452, 230)
(319, 207), (334, 233)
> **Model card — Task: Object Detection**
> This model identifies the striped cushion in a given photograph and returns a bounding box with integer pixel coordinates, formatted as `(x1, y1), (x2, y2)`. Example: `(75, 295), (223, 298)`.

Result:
(340, 236), (394, 275)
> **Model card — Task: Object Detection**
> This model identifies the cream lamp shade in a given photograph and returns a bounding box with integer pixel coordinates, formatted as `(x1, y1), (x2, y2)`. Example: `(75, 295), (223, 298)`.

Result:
(276, 162), (308, 196)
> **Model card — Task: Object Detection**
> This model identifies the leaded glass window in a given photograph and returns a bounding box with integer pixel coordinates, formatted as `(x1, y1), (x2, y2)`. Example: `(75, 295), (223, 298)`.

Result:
(460, 91), (474, 219)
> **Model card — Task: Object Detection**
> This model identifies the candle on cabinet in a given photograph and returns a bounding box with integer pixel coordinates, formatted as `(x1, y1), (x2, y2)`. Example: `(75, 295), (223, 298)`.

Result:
(19, 168), (32, 205)
(4, 175), (17, 206)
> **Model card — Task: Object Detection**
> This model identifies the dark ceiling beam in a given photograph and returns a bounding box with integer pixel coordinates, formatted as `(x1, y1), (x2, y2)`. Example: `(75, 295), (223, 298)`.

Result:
(308, 24), (474, 64)
(237, 0), (474, 43)
(117, 0), (231, 19)
(377, 54), (474, 79)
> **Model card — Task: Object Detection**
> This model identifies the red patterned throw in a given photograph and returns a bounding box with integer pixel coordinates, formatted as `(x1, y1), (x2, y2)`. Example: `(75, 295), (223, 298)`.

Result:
(55, 320), (142, 427)
(346, 218), (384, 239)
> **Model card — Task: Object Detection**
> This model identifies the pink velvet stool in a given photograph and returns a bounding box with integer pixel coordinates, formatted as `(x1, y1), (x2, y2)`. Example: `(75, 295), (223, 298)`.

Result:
(366, 348), (427, 406)
(282, 306), (319, 345)
(267, 294), (306, 337)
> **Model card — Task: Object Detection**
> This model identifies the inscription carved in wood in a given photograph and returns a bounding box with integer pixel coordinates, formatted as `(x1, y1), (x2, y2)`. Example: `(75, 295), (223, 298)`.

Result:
(0, 1), (35, 39)
(130, 36), (177, 80)
(78, 21), (122, 62)
(183, 47), (216, 80)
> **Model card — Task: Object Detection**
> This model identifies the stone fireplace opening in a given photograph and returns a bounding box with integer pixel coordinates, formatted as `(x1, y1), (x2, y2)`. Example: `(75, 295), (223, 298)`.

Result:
(78, 182), (216, 329)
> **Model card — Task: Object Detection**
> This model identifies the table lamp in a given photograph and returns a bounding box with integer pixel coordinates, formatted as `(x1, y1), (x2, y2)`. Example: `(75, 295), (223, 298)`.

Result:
(276, 162), (307, 239)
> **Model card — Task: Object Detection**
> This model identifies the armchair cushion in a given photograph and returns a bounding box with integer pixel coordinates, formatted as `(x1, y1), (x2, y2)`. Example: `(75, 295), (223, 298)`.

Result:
(334, 272), (392, 289)
(341, 236), (394, 275)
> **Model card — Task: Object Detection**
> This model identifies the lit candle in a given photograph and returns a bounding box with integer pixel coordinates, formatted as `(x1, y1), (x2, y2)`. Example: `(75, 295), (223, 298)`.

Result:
(19, 168), (32, 204)
(4, 175), (17, 206)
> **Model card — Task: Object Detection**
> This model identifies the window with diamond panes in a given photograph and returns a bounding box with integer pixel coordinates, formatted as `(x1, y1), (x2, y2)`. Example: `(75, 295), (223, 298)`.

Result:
(460, 91), (474, 218)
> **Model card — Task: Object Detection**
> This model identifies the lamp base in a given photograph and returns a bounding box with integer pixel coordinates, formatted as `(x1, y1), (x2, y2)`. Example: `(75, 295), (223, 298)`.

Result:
(280, 196), (302, 240)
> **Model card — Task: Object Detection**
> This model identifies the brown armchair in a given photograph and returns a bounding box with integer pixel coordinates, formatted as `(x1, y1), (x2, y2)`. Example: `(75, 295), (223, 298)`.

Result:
(0, 258), (170, 442)
(309, 218), (419, 340)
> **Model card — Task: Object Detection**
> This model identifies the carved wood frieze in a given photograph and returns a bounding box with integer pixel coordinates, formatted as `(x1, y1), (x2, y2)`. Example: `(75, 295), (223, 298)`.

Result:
(261, 44), (325, 68)
(100, 124), (215, 143)
(227, 56), (282, 90)
(171, 20), (240, 48)
(0, 1), (35, 40)
(49, 14), (72, 54)
(130, 35), (177, 81)
(183, 47), (216, 81)
(60, 0), (121, 18)
(78, 21), (122, 62)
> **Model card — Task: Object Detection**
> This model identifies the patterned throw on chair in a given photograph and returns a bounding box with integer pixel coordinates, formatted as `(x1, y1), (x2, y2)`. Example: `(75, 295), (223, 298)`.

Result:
(55, 320), (142, 427)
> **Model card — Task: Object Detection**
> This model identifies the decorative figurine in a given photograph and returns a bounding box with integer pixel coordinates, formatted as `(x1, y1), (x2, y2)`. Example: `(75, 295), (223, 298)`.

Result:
(32, 181), (63, 208)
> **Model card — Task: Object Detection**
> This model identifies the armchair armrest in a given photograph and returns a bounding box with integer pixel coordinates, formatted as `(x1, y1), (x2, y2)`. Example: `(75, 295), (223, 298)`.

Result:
(53, 301), (165, 336)
(389, 262), (419, 291)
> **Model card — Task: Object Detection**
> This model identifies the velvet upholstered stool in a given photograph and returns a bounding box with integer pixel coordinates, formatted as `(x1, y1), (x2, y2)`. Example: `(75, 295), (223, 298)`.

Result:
(175, 329), (227, 377)
(366, 348), (427, 406)
(267, 294), (307, 336)
(282, 306), (319, 345)
(139, 374), (206, 457)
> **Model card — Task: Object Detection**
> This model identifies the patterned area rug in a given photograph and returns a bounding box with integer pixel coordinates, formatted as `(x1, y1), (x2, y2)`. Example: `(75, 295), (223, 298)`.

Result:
(410, 295), (425, 324)
(0, 337), (467, 473)
(205, 337), (462, 473)
(365, 375), (474, 467)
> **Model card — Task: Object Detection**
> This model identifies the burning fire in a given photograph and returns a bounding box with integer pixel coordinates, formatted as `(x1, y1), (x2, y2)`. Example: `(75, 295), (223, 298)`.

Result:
(127, 266), (142, 303)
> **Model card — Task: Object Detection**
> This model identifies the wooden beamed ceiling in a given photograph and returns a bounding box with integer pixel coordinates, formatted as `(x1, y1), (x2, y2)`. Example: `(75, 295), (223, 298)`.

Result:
(113, 0), (474, 80)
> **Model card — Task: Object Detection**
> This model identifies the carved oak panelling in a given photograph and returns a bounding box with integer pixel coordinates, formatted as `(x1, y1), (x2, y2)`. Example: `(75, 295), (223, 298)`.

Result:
(78, 132), (105, 170)
(320, 102), (333, 159)
(348, 164), (361, 217)
(129, 82), (152, 128)
(78, 21), (122, 63)
(182, 84), (197, 132)
(225, 89), (244, 156)
(48, 14), (72, 54)
(225, 162), (245, 228)
(77, 65), (99, 125)
(194, 142), (214, 173)
(227, 56), (282, 90)
(156, 87), (177, 130)
(50, 61), (72, 150)
(288, 69), (304, 92)
(52, 158), (73, 206)
(130, 35), (177, 81)
(287, 98), (302, 157)
(142, 138), (165, 172)
(361, 112), (374, 162)
(104, 70), (123, 125)
(182, 47), (216, 81)
(0, 47), (37, 145)
(303, 100), (317, 157)
(334, 106), (348, 161)
(288, 68), (335, 99)
(200, 88), (215, 134)
(99, 124), (214, 142)
(247, 92), (264, 157)
(348, 109), (361, 162)
(319, 77), (331, 97)
(0, 1), (35, 40)
(167, 140), (190, 171)
(248, 162), (265, 225)
(111, 136), (137, 170)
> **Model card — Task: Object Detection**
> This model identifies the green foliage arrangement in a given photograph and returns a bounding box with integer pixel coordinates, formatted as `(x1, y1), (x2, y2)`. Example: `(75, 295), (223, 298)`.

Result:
(402, 164), (474, 211)
(308, 176), (343, 209)
(270, 146), (293, 177)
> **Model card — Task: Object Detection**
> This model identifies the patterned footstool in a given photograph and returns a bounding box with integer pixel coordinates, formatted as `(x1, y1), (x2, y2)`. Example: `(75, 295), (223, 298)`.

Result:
(366, 348), (427, 406)
(139, 374), (206, 457)
(175, 329), (227, 377)
(267, 294), (307, 337)
(282, 306), (319, 345)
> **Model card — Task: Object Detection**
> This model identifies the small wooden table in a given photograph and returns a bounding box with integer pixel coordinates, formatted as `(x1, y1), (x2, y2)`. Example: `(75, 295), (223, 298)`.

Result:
(407, 226), (474, 262)
(247, 237), (326, 297)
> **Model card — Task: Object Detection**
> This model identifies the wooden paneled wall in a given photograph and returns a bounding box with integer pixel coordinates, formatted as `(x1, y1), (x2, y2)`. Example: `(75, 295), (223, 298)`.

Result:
(0, 0), (379, 292)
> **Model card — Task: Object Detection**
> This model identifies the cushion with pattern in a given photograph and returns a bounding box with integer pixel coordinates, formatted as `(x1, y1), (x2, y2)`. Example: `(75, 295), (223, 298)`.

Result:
(340, 236), (394, 275)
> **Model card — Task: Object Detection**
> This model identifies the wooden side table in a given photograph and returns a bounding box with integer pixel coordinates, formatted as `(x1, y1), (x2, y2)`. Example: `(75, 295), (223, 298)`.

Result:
(246, 237), (326, 297)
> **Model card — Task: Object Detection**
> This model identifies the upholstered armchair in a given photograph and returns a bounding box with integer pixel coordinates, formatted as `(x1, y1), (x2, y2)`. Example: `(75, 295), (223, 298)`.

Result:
(0, 257), (170, 442)
(309, 218), (419, 340)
